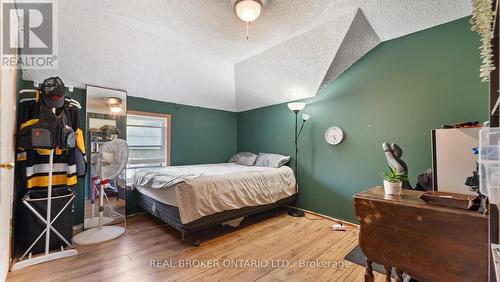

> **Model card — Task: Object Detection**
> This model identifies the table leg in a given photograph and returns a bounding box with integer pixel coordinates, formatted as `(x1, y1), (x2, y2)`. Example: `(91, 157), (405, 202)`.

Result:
(395, 268), (403, 282)
(365, 258), (374, 282)
(384, 265), (392, 282)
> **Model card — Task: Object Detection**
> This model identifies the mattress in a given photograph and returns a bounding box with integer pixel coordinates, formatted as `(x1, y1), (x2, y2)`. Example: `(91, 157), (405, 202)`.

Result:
(133, 163), (296, 224)
(136, 184), (179, 206)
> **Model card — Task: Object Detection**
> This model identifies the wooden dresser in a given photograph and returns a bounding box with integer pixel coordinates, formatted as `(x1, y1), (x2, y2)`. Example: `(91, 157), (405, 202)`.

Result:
(353, 187), (488, 282)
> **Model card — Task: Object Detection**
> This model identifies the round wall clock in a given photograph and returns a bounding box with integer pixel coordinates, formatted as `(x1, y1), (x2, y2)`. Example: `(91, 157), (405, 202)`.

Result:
(325, 127), (344, 145)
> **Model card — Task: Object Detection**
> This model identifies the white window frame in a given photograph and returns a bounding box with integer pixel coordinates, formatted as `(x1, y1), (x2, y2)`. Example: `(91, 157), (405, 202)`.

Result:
(126, 110), (171, 168)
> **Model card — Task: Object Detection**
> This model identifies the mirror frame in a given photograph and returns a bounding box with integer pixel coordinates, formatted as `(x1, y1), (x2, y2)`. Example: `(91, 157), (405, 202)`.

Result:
(84, 85), (127, 230)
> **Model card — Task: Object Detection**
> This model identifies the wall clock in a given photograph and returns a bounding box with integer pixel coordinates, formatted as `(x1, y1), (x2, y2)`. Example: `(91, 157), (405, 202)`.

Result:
(325, 127), (344, 145)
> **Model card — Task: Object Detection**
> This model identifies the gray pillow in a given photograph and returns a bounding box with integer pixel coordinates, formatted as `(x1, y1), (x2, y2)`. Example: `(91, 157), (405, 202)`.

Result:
(228, 152), (258, 166)
(254, 153), (290, 168)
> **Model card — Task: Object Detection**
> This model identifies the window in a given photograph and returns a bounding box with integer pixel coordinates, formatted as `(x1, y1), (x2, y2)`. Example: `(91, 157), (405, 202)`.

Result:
(126, 111), (170, 178)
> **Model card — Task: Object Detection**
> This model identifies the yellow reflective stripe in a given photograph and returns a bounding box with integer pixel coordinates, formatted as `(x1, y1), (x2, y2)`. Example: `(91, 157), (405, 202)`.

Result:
(20, 119), (39, 129)
(35, 90), (39, 102)
(36, 149), (51, 155)
(75, 128), (85, 155)
(16, 152), (27, 161)
(35, 148), (65, 155)
(26, 175), (77, 188)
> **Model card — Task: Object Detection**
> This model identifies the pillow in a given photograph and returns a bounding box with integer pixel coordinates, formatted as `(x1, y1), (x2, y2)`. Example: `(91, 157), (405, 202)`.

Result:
(254, 153), (290, 168)
(228, 152), (258, 166)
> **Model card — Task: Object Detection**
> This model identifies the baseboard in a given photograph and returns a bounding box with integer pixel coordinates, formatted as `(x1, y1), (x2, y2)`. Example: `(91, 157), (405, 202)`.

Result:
(284, 205), (359, 228)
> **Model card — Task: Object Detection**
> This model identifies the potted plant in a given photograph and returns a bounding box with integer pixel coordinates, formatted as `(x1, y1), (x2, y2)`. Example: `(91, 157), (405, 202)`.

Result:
(381, 168), (408, 195)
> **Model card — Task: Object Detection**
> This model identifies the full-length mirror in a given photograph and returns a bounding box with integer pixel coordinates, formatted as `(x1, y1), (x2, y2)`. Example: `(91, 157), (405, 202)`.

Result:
(83, 85), (127, 233)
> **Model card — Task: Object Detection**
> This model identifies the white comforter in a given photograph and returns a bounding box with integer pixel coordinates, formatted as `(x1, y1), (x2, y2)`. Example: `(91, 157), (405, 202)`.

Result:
(133, 163), (274, 190)
(133, 163), (296, 224)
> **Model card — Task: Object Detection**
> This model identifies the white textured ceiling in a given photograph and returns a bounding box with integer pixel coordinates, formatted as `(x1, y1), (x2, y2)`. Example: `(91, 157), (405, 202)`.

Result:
(22, 0), (472, 112)
(235, 9), (383, 111)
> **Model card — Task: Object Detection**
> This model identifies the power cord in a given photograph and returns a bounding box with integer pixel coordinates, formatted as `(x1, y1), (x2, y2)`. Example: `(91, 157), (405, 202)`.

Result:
(284, 204), (326, 221)
(305, 214), (347, 231)
(284, 205), (347, 231)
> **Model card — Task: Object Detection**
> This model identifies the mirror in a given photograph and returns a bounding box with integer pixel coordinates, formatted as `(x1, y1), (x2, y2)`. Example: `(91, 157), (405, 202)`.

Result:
(84, 85), (127, 230)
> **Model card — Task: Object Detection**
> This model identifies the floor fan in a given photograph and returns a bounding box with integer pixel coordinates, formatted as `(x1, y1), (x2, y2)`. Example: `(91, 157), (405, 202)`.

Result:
(73, 139), (129, 245)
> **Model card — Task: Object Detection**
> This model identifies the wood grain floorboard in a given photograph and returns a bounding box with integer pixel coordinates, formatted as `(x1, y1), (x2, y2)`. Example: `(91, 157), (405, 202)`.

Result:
(7, 212), (387, 282)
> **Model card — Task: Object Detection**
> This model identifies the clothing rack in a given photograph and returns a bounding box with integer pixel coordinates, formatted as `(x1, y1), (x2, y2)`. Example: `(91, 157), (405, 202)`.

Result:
(11, 90), (78, 271)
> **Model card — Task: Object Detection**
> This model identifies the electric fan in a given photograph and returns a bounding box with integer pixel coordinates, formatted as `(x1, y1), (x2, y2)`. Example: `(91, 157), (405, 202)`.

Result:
(73, 139), (129, 245)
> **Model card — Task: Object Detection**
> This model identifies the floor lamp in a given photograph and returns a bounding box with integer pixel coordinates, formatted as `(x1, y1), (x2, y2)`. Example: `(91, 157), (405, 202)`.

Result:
(287, 102), (310, 217)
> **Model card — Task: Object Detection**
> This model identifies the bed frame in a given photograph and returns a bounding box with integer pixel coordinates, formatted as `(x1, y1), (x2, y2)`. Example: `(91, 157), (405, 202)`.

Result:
(136, 191), (296, 246)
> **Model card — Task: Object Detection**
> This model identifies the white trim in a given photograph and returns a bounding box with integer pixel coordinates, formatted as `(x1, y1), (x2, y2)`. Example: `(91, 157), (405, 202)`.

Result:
(126, 112), (170, 167)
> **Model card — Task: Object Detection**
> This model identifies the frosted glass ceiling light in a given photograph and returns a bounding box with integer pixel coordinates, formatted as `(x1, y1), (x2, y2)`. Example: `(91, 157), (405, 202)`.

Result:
(107, 97), (122, 113)
(235, 0), (262, 22)
(109, 105), (121, 113)
(234, 0), (263, 39)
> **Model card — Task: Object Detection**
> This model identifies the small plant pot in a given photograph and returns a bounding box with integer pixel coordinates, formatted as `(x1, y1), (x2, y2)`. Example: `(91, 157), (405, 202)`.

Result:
(383, 180), (402, 195)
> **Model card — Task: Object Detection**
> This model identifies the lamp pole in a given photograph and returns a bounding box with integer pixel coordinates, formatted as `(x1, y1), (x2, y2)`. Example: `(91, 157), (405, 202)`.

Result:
(288, 110), (305, 217)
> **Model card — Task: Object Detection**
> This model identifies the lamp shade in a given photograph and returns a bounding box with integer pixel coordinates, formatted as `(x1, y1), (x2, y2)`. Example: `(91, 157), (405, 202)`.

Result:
(235, 0), (262, 22)
(287, 102), (306, 112)
(302, 113), (310, 121)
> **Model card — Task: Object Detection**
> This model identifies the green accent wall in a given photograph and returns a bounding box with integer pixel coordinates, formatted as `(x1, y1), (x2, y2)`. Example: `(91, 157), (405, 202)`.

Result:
(236, 17), (488, 222)
(127, 96), (237, 166)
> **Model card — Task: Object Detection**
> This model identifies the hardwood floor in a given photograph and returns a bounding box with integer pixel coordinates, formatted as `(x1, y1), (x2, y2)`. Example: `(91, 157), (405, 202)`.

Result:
(7, 211), (387, 282)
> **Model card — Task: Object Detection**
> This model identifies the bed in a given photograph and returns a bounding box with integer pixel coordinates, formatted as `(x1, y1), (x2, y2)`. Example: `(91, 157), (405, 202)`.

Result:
(132, 163), (297, 246)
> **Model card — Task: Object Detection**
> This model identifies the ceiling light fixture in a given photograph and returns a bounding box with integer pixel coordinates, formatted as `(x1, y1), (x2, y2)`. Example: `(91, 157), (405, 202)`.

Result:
(234, 0), (263, 40)
(107, 97), (123, 114)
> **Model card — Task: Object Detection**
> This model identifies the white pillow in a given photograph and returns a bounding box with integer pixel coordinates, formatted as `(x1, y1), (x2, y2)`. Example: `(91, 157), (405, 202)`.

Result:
(254, 153), (290, 168)
(228, 152), (258, 166)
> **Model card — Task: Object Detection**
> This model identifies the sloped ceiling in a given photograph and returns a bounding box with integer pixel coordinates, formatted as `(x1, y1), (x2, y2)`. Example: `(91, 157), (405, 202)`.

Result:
(235, 11), (357, 111)
(319, 10), (381, 91)
(22, 0), (472, 112)
(235, 9), (382, 111)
